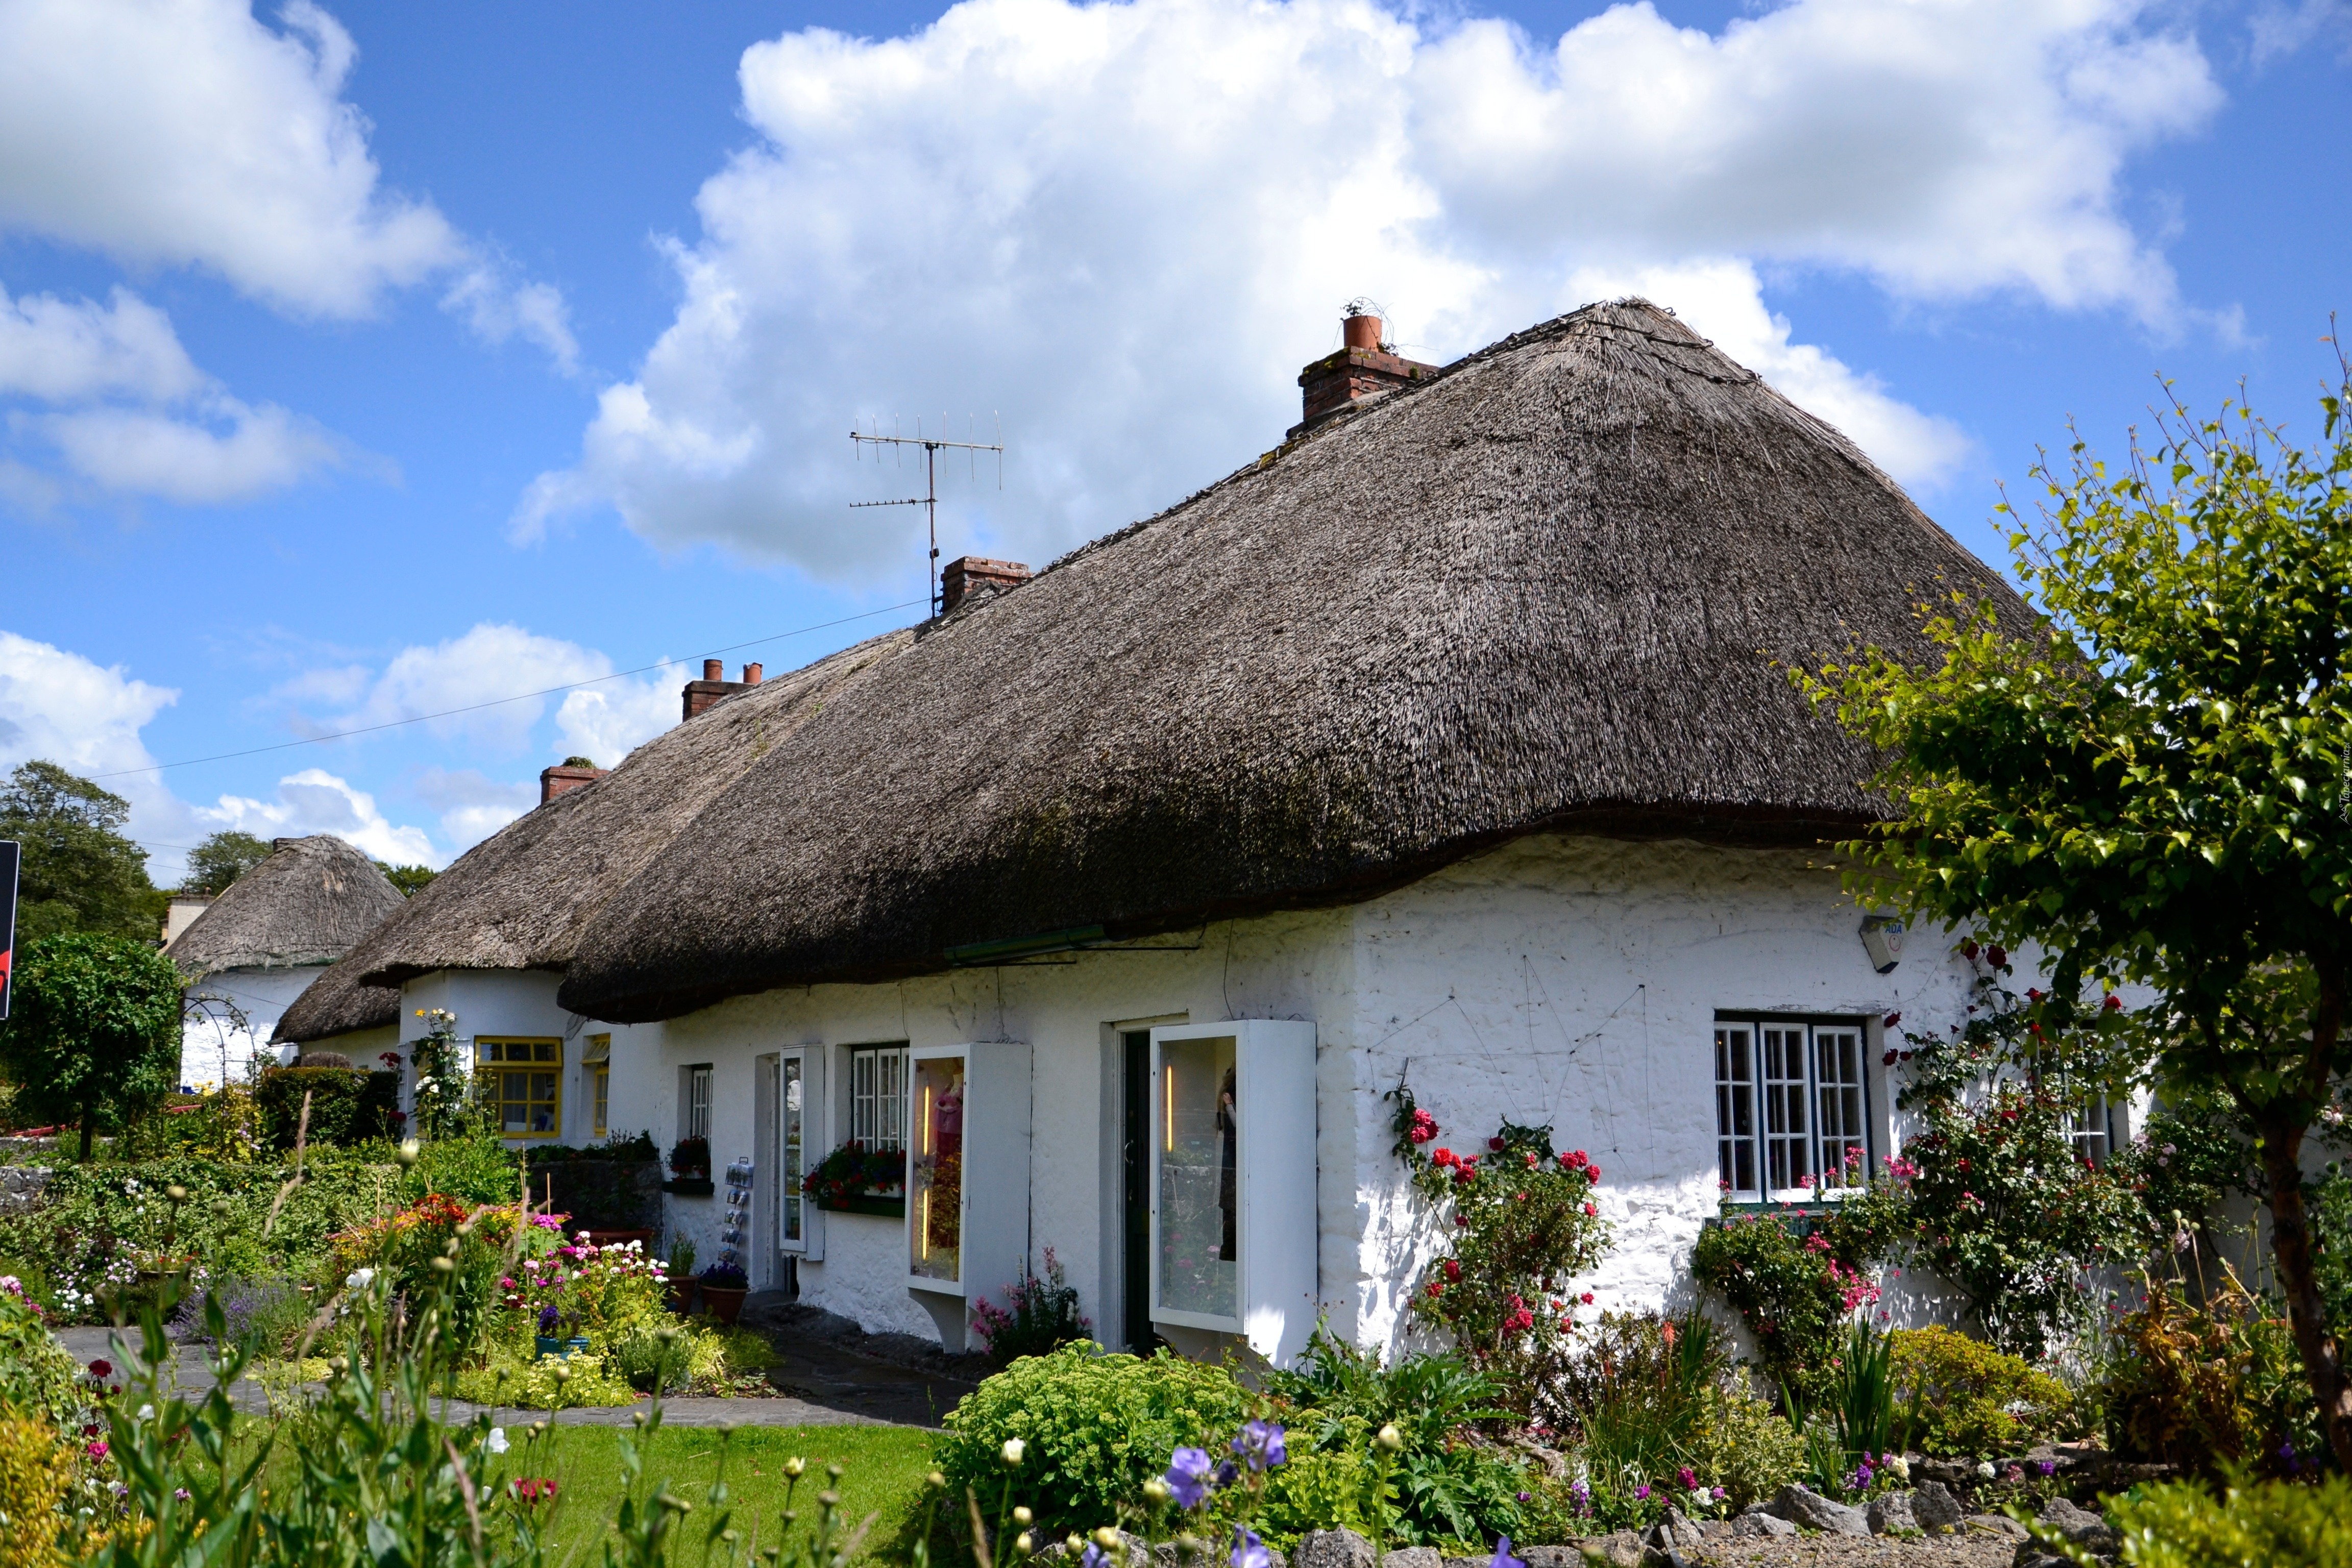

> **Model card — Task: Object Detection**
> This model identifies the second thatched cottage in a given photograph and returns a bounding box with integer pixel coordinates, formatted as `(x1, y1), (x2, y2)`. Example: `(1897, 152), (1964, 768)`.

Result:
(283, 301), (2062, 1363)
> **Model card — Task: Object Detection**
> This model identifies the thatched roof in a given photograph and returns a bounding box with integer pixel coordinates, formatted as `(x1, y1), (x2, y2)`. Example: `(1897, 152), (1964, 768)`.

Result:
(269, 630), (916, 1044)
(167, 835), (406, 979)
(557, 301), (2028, 1023)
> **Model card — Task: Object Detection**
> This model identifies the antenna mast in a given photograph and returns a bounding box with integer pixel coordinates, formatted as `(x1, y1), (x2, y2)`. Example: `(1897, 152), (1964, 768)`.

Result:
(849, 418), (1004, 616)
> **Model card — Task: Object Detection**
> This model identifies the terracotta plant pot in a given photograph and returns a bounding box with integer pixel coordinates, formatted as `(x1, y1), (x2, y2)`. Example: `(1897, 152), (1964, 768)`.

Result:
(666, 1280), (699, 1315)
(699, 1285), (747, 1325)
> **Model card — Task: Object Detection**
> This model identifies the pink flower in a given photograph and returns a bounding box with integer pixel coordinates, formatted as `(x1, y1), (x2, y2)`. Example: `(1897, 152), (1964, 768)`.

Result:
(86, 1440), (108, 1460)
(1583, 1202), (1597, 1217)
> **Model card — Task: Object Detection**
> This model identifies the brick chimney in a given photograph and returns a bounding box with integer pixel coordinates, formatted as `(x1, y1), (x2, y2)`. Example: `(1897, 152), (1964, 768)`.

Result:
(940, 556), (1031, 615)
(539, 761), (607, 804)
(1289, 307), (1440, 439)
(680, 661), (765, 720)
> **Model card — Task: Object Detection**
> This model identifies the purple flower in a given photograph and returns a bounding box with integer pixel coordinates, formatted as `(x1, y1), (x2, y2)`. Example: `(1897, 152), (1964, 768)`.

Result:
(1231, 1529), (1269, 1568)
(2035, 1460), (2055, 1479)
(1231, 1419), (1287, 1472)
(537, 1304), (560, 1334)
(1165, 1448), (1214, 1510)
(1633, 1484), (1650, 1501)
(1082, 1547), (1112, 1568)
(1489, 1538), (1526, 1568)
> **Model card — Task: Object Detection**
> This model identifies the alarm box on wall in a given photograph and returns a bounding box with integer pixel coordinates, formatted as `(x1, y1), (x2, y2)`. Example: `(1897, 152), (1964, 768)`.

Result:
(904, 1040), (1031, 1350)
(1148, 1019), (1316, 1365)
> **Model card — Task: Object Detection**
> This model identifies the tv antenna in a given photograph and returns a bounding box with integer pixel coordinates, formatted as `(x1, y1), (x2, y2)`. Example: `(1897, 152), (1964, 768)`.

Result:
(849, 415), (1004, 616)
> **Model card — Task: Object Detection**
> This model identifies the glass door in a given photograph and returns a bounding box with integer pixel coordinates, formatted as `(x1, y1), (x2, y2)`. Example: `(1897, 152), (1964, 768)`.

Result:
(1153, 1031), (1239, 1326)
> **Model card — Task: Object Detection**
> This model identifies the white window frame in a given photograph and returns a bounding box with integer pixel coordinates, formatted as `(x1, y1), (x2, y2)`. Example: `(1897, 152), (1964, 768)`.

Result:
(848, 1043), (909, 1150)
(685, 1064), (713, 1142)
(1713, 1015), (1875, 1202)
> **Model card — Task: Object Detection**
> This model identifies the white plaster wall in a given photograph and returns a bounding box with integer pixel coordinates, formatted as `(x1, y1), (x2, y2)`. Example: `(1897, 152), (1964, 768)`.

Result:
(180, 967), (322, 1087)
(649, 906), (1354, 1348)
(398, 969), (616, 1148)
(1336, 833), (1982, 1356)
(634, 832), (1987, 1359)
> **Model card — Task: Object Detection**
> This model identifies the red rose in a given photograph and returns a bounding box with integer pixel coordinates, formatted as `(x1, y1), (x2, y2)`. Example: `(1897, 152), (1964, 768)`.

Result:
(1987, 945), (2008, 968)
(1583, 1202), (1597, 1217)
(1883, 1050), (1898, 1066)
(2103, 994), (2123, 1011)
(1882, 1012), (1901, 1028)
(1489, 1137), (1506, 1152)
(1580, 1291), (1595, 1305)
(1443, 1259), (1461, 1282)
(1586, 1165), (1601, 1183)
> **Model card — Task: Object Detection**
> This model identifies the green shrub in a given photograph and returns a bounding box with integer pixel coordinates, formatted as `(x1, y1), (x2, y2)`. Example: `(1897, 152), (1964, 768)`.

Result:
(2102, 1470), (2352, 1566)
(2099, 1276), (2321, 1478)
(1264, 1328), (1522, 1547)
(0, 1153), (397, 1323)
(0, 1281), (85, 1428)
(1687, 1383), (1803, 1509)
(255, 1067), (400, 1149)
(406, 1133), (525, 1207)
(2313, 1163), (2352, 1338)
(1691, 1205), (1886, 1404)
(1890, 1324), (2070, 1457)
(937, 1342), (1251, 1538)
(1254, 1447), (1371, 1548)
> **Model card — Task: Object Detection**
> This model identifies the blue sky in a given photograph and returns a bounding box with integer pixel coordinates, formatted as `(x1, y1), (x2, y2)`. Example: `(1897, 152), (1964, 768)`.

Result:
(1, 0), (2346, 884)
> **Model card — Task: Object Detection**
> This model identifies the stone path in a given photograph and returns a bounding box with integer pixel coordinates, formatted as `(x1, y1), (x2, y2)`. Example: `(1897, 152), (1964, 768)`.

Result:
(55, 1291), (981, 1430)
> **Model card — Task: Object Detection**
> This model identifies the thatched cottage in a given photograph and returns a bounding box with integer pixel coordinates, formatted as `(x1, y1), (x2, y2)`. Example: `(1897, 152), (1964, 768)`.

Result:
(169, 835), (408, 1089)
(284, 300), (2037, 1362)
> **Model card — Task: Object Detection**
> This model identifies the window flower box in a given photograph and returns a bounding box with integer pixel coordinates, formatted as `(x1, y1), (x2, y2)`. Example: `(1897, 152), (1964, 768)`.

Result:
(803, 1139), (906, 1216)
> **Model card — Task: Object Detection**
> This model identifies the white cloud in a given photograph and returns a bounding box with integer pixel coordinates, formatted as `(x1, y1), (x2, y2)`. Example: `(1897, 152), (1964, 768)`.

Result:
(311, 622), (652, 756)
(1558, 260), (1972, 490)
(0, 627), (193, 882)
(554, 663), (684, 768)
(0, 280), (358, 507)
(522, 0), (2227, 576)
(411, 767), (535, 853)
(31, 396), (351, 505)
(0, 0), (571, 363)
(0, 285), (204, 403)
(196, 767), (439, 867)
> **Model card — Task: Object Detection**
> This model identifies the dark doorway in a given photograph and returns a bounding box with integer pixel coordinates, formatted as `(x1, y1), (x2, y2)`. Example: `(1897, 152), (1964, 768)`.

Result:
(1121, 1028), (1157, 1353)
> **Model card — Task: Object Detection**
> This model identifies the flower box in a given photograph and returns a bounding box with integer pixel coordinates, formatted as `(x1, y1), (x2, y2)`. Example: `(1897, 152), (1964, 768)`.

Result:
(662, 1178), (715, 1197)
(814, 1191), (905, 1217)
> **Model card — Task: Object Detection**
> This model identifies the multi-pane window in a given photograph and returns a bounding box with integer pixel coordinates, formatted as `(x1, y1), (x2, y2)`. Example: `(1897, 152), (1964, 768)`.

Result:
(2068, 1096), (2114, 1165)
(685, 1065), (713, 1141)
(850, 1044), (909, 1149)
(1713, 1018), (1873, 1198)
(585, 1034), (611, 1139)
(476, 1039), (561, 1138)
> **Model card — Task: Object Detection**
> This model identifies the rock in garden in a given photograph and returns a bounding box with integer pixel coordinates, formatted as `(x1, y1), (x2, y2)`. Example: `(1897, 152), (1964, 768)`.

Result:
(2036, 1497), (2120, 1554)
(1644, 1509), (1704, 1551)
(1378, 1550), (1439, 1568)
(1866, 1490), (1918, 1535)
(1576, 1531), (1648, 1568)
(1516, 1550), (1583, 1568)
(1967, 1515), (2028, 1539)
(1730, 1513), (1794, 1538)
(1912, 1480), (1966, 1533)
(1770, 1484), (1870, 1536)
(1296, 1530), (1374, 1568)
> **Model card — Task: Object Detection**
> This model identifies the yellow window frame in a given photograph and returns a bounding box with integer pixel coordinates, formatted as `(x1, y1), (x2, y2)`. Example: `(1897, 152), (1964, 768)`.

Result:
(475, 1037), (564, 1139)
(585, 1034), (611, 1138)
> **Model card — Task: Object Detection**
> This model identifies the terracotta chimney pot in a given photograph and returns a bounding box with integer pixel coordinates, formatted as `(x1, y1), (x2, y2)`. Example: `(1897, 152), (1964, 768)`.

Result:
(1343, 312), (1382, 350)
(742, 663), (763, 684)
(702, 658), (723, 681)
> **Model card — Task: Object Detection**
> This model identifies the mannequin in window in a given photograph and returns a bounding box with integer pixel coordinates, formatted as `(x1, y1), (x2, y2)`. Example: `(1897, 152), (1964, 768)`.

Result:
(1216, 1066), (1237, 1261)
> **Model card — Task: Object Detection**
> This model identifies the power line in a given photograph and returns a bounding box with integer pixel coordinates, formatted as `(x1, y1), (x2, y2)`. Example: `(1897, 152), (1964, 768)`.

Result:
(90, 600), (926, 782)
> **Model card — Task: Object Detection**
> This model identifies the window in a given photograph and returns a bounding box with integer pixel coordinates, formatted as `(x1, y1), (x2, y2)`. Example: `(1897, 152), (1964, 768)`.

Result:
(781, 1057), (804, 1245)
(2068, 1095), (2114, 1165)
(476, 1039), (561, 1138)
(1713, 1017), (1873, 1199)
(849, 1044), (909, 1149)
(585, 1035), (611, 1139)
(685, 1065), (713, 1141)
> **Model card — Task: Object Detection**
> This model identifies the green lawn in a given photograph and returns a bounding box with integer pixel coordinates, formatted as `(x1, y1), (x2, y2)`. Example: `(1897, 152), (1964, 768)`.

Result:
(503, 1423), (940, 1562)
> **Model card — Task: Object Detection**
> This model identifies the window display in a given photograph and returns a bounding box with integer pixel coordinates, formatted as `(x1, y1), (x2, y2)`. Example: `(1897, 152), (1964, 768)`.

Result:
(1146, 1020), (1317, 1363)
(910, 1054), (964, 1283)
(1155, 1032), (1237, 1320)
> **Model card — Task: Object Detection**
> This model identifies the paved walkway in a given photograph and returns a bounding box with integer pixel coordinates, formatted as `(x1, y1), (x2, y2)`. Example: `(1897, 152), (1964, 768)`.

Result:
(55, 1295), (981, 1430)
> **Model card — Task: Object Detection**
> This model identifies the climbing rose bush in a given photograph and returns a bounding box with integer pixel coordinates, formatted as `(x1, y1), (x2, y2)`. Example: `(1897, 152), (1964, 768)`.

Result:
(1389, 1088), (1611, 1407)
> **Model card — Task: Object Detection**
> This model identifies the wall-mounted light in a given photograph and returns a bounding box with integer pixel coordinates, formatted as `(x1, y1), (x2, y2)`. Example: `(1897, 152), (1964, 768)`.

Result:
(1858, 915), (1907, 974)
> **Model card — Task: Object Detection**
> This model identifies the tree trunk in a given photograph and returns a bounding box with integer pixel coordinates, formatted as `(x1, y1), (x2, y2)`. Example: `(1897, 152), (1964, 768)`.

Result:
(79, 1104), (93, 1163)
(2259, 1110), (2352, 1473)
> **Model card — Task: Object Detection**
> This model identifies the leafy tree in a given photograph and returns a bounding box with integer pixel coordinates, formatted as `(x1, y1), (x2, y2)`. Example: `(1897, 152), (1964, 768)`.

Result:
(180, 829), (272, 896)
(375, 861), (437, 897)
(0, 931), (184, 1160)
(0, 760), (163, 943)
(1801, 355), (2352, 1465)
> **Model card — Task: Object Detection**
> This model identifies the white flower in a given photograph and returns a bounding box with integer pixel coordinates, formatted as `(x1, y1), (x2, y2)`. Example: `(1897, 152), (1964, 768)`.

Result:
(486, 1428), (509, 1454)
(1885, 1456), (1910, 1482)
(1001, 1438), (1025, 1465)
(345, 1268), (376, 1290)
(1975, 1461), (1996, 1480)
(137, 1405), (155, 1421)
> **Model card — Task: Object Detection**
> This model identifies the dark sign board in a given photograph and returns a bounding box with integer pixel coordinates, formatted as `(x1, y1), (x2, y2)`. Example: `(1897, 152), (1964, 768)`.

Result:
(0, 839), (16, 1021)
